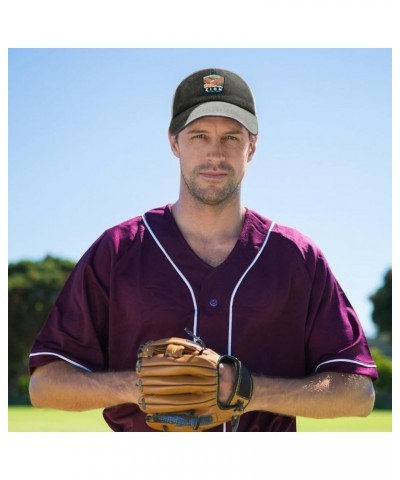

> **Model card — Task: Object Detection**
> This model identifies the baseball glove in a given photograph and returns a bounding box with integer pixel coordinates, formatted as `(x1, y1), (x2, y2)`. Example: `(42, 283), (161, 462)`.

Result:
(135, 330), (253, 432)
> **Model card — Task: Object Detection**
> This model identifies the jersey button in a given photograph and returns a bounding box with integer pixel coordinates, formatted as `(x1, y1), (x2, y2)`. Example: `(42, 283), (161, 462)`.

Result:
(209, 298), (219, 307)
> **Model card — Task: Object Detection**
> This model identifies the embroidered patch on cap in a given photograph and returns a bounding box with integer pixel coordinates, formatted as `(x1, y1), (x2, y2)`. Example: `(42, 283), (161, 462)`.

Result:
(203, 74), (224, 95)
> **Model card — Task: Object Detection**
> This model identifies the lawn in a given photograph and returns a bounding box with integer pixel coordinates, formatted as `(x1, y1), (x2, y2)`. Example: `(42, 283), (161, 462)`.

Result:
(8, 406), (392, 432)
(297, 410), (391, 432)
(8, 406), (112, 432)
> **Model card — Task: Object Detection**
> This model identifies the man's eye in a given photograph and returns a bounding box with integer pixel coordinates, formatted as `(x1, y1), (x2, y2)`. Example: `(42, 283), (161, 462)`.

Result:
(226, 135), (239, 141)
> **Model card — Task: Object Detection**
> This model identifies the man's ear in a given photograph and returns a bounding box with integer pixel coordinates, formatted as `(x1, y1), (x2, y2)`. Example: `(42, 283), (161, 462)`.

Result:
(168, 132), (180, 158)
(247, 135), (258, 163)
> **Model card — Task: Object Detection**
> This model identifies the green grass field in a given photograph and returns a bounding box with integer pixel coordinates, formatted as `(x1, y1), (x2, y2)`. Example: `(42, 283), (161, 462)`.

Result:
(8, 406), (392, 432)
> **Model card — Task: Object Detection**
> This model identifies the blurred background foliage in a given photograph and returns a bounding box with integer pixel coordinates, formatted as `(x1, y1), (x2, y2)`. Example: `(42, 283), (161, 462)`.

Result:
(8, 256), (75, 404)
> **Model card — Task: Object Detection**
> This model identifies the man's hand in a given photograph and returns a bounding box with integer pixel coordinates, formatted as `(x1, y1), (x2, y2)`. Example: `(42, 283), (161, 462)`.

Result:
(218, 361), (237, 404)
(136, 336), (253, 431)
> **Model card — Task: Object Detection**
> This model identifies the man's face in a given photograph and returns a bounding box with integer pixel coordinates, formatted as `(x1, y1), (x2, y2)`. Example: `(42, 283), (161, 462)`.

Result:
(169, 116), (257, 207)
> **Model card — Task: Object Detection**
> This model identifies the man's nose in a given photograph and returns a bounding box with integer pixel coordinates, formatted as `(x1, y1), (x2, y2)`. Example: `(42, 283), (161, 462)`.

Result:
(206, 139), (225, 161)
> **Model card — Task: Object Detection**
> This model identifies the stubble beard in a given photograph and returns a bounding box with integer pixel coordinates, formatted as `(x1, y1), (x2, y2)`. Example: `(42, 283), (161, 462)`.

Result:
(181, 166), (242, 207)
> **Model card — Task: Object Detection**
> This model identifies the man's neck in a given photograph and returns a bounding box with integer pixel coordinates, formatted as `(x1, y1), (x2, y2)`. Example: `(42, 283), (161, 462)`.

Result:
(170, 198), (246, 267)
(171, 199), (245, 241)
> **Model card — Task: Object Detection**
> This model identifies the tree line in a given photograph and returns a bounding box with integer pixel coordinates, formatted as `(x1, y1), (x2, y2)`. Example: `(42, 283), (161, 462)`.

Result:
(8, 256), (392, 408)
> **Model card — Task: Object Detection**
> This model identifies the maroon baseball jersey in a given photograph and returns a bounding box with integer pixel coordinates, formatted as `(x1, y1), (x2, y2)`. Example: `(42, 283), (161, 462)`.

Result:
(29, 205), (378, 431)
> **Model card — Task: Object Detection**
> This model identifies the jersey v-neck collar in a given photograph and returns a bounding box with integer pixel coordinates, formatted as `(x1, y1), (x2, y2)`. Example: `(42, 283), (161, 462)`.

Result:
(164, 203), (253, 271)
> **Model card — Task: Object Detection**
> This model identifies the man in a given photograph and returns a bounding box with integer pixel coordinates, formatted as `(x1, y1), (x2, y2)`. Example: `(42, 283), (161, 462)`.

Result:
(28, 68), (377, 431)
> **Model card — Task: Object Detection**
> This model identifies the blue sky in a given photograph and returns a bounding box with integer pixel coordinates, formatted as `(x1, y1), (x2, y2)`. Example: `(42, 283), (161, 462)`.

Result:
(8, 48), (391, 338)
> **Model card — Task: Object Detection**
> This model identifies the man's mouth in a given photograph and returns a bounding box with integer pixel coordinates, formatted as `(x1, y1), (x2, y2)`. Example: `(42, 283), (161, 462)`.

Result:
(199, 170), (228, 180)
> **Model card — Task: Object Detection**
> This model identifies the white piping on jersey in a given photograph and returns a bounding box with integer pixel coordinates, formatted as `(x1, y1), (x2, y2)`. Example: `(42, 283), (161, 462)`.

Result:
(315, 358), (376, 373)
(142, 213), (199, 335)
(227, 221), (275, 355)
(142, 212), (275, 354)
(29, 352), (92, 372)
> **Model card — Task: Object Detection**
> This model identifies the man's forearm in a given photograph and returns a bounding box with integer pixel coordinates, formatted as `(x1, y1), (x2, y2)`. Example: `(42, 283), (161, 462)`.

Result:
(29, 361), (139, 411)
(30, 361), (375, 420)
(247, 372), (375, 418)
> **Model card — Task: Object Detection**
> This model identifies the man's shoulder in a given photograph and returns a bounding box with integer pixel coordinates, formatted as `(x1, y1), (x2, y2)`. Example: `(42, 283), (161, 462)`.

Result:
(99, 205), (169, 254)
(104, 205), (168, 236)
(247, 208), (321, 260)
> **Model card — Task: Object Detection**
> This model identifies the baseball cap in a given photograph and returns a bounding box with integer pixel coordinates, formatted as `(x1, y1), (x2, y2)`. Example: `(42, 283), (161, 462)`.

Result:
(169, 68), (258, 136)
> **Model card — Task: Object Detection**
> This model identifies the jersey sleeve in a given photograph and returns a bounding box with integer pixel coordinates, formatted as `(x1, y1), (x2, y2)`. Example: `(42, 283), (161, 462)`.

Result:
(304, 246), (378, 380)
(28, 232), (114, 374)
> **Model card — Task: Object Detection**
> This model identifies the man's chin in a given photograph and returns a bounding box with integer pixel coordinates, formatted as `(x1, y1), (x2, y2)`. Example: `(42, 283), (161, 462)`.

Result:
(190, 188), (239, 207)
